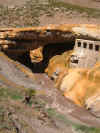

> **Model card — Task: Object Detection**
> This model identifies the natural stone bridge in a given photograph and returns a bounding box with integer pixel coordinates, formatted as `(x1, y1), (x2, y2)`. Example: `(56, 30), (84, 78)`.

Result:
(0, 24), (100, 129)
(0, 24), (100, 57)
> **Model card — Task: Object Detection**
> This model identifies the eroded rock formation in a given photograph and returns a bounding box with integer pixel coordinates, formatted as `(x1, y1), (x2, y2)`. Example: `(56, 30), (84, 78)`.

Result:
(0, 24), (100, 119)
(45, 50), (72, 81)
(51, 62), (100, 118)
(0, 24), (100, 56)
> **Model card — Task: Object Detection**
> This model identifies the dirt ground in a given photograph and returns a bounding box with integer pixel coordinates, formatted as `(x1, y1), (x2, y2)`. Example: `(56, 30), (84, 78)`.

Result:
(0, 0), (100, 27)
(0, 0), (28, 7)
(39, 12), (100, 26)
(62, 0), (100, 9)
(0, 0), (100, 133)
(1, 0), (100, 9)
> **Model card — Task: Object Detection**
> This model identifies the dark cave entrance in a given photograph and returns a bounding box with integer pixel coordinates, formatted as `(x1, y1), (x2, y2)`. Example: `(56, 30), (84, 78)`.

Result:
(5, 40), (75, 73)
(41, 40), (75, 70)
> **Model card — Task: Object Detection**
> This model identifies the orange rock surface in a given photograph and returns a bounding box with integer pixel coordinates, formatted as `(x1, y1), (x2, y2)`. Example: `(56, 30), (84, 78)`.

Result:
(0, 24), (100, 56)
(45, 50), (72, 81)
(0, 24), (100, 115)
(54, 62), (100, 116)
(30, 46), (43, 63)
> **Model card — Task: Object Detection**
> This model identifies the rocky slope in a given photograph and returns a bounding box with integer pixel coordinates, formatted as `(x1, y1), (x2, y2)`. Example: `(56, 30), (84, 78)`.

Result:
(0, 0), (100, 133)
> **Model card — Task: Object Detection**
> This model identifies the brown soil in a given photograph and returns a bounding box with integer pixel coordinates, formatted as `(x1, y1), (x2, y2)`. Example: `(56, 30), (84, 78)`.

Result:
(39, 1), (100, 25)
(0, 0), (27, 7)
(61, 0), (100, 9)
(1, 0), (100, 9)
(39, 12), (100, 26)
(0, 0), (100, 133)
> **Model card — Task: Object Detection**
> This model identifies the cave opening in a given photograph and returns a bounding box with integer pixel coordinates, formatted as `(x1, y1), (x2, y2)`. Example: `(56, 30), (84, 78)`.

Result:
(5, 40), (75, 73)
(41, 40), (75, 71)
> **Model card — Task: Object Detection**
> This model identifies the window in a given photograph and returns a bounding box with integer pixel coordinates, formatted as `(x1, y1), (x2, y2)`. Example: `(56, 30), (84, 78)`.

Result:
(70, 55), (79, 64)
(83, 42), (87, 48)
(72, 59), (79, 64)
(77, 41), (81, 47)
(89, 44), (93, 50)
(95, 45), (99, 51)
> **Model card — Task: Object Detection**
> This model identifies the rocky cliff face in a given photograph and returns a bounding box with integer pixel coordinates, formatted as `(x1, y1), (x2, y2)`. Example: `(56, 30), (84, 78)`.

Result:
(0, 24), (100, 130)
(0, 24), (100, 55)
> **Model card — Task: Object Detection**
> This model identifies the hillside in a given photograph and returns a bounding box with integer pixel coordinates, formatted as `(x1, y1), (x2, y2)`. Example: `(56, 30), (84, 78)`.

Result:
(0, 1), (100, 133)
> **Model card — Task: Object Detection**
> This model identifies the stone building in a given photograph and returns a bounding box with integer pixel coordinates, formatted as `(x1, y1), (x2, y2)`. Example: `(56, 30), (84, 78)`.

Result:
(70, 39), (100, 68)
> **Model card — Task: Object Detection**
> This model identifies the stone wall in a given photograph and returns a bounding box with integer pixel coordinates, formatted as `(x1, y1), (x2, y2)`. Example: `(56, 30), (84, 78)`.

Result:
(70, 39), (100, 68)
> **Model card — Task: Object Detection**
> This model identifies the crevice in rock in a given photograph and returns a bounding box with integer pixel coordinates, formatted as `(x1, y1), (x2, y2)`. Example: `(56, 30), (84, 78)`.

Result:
(4, 39), (75, 74)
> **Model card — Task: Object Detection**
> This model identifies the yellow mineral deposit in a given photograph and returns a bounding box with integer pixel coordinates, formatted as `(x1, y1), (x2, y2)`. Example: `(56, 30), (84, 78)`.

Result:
(62, 69), (89, 107)
(45, 54), (68, 81)
(0, 24), (100, 53)
(45, 50), (72, 78)
(85, 63), (100, 110)
(0, 24), (100, 115)
(58, 62), (100, 115)
(30, 46), (43, 63)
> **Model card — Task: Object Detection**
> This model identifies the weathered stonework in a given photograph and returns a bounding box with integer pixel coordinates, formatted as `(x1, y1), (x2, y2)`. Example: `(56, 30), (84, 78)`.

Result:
(70, 39), (100, 68)
(0, 24), (100, 57)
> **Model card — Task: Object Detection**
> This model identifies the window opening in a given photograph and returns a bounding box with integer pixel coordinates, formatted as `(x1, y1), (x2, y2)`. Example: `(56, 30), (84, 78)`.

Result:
(83, 42), (87, 48)
(95, 45), (99, 51)
(77, 41), (81, 47)
(70, 55), (79, 64)
(89, 44), (93, 50)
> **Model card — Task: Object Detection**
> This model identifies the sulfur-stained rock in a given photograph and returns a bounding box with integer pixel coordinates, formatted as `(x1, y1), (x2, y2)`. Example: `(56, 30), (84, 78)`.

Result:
(45, 50), (72, 81)
(54, 62), (100, 117)
(30, 46), (43, 63)
(84, 62), (100, 116)
(0, 24), (100, 57)
(1, 24), (100, 117)
(1, 24), (100, 128)
(45, 55), (67, 80)
(62, 68), (89, 106)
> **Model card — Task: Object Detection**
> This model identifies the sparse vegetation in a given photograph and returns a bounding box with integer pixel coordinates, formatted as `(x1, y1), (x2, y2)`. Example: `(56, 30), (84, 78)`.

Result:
(0, 0), (100, 27)
(46, 108), (100, 133)
(72, 124), (100, 133)
(0, 87), (23, 100)
(0, 86), (100, 133)
(0, 0), (100, 132)
(50, 1), (100, 17)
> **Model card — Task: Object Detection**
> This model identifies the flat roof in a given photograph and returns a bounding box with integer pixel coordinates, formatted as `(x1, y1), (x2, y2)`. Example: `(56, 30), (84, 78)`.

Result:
(76, 39), (100, 46)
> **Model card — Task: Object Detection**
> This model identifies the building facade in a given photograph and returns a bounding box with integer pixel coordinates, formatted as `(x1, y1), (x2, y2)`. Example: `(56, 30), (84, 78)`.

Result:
(70, 39), (100, 68)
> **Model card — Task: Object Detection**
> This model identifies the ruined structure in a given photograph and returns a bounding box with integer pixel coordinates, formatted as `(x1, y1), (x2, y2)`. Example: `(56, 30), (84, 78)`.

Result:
(70, 39), (100, 68)
(0, 24), (100, 127)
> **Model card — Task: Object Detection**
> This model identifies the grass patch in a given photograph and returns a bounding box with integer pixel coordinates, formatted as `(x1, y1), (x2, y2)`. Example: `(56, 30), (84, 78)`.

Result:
(48, 0), (100, 17)
(0, 87), (23, 100)
(10, 94), (23, 100)
(32, 98), (47, 109)
(46, 108), (100, 133)
(72, 124), (100, 133)
(0, 0), (100, 27)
